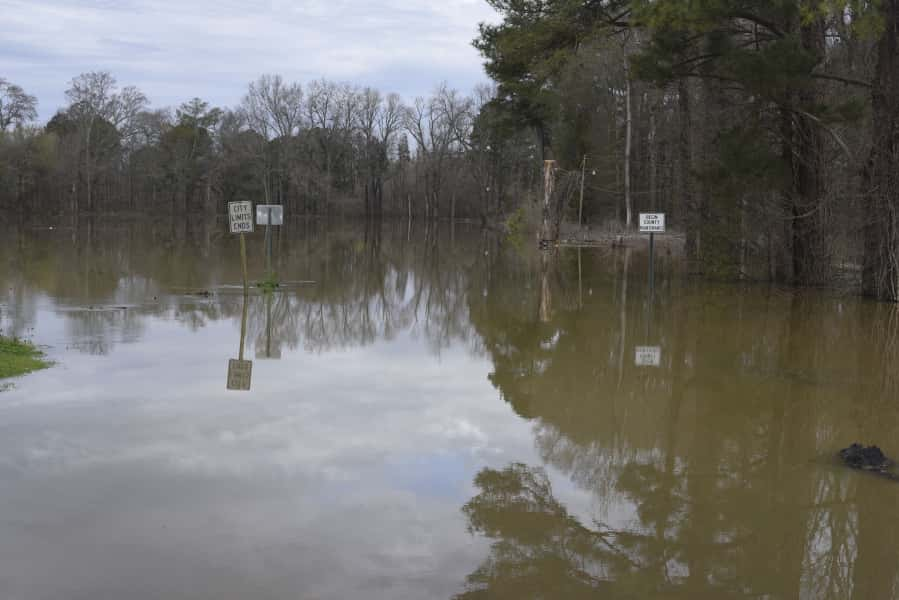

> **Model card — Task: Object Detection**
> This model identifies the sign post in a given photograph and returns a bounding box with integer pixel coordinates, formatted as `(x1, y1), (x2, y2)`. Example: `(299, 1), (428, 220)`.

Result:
(256, 205), (284, 283)
(229, 201), (254, 296)
(639, 213), (665, 294)
(227, 285), (253, 391)
(227, 203), (255, 392)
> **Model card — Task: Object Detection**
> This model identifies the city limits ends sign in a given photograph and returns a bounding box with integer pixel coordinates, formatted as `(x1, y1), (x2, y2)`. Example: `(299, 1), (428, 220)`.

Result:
(639, 213), (665, 234)
(228, 201), (254, 234)
(227, 359), (253, 391)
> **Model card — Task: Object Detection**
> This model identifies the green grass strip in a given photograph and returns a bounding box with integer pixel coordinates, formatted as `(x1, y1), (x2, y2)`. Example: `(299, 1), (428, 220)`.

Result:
(0, 336), (51, 379)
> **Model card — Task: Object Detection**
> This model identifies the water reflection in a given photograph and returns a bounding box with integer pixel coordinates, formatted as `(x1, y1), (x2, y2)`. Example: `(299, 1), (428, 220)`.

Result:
(226, 290), (253, 391)
(458, 462), (685, 598)
(464, 245), (899, 599)
(255, 291), (281, 360)
(0, 219), (482, 355)
(2, 220), (899, 599)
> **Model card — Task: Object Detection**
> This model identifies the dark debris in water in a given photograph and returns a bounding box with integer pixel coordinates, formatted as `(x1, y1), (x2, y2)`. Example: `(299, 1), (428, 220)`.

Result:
(839, 443), (894, 472)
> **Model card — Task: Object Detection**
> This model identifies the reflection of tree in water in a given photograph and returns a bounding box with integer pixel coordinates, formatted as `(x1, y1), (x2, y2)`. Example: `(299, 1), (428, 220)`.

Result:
(458, 461), (762, 599)
(228, 222), (479, 354)
(464, 247), (899, 599)
(63, 308), (147, 356)
(0, 218), (484, 356)
(457, 463), (635, 599)
(459, 459), (899, 599)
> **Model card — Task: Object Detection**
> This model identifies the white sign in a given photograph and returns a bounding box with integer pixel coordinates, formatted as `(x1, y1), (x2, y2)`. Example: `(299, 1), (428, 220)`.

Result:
(228, 201), (254, 234)
(227, 359), (253, 391)
(635, 346), (661, 367)
(257, 205), (284, 226)
(639, 213), (666, 234)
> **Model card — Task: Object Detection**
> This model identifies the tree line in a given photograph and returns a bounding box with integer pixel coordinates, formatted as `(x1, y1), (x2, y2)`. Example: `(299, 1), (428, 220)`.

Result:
(6, 1), (899, 299)
(0, 73), (536, 224)
(474, 0), (899, 301)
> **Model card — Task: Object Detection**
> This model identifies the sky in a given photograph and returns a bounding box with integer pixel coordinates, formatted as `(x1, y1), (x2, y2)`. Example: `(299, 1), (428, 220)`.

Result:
(0, 0), (500, 121)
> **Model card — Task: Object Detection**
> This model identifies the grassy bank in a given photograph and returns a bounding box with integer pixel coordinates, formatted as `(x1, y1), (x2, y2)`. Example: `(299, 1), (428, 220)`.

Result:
(0, 336), (50, 379)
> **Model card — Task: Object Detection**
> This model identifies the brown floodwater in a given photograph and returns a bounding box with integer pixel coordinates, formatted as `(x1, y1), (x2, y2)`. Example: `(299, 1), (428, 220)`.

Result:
(1, 218), (898, 599)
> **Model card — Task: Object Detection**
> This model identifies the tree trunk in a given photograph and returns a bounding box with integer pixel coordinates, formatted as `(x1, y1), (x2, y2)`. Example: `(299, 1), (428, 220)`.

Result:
(539, 249), (555, 323)
(863, 0), (899, 301)
(649, 108), (657, 211)
(540, 160), (558, 243)
(680, 79), (700, 263)
(624, 56), (634, 230)
(792, 12), (828, 285)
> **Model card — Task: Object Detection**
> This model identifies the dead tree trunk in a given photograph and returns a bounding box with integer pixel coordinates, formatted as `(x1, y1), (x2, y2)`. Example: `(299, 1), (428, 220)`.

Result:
(539, 160), (558, 245)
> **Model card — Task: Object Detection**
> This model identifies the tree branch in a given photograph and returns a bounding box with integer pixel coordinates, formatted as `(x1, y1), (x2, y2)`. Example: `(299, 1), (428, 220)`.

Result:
(731, 11), (785, 37)
(811, 73), (872, 89)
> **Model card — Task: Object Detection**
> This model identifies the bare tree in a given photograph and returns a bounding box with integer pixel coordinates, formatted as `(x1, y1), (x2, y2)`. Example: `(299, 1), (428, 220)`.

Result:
(64, 71), (147, 211)
(379, 93), (404, 148)
(358, 87), (382, 216)
(377, 93), (405, 214)
(245, 74), (303, 140)
(404, 84), (470, 219)
(0, 78), (38, 131)
(306, 79), (341, 211)
(356, 88), (405, 216)
(241, 75), (304, 205)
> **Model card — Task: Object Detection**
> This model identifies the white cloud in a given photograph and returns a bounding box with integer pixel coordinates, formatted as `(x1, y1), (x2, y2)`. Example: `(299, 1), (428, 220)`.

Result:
(0, 0), (499, 119)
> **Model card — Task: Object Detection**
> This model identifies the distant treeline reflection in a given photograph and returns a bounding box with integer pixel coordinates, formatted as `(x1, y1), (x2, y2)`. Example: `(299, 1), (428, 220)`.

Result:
(4, 220), (899, 597)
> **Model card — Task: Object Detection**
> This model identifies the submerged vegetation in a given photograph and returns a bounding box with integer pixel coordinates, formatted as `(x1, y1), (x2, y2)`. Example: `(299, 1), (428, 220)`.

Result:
(256, 277), (281, 292)
(0, 336), (50, 379)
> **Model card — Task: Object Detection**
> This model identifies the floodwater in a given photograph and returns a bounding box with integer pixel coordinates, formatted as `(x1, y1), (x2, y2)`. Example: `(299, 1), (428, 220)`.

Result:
(1, 218), (898, 600)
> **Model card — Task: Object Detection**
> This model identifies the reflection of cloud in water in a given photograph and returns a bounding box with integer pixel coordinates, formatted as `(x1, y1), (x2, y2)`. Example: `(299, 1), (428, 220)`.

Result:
(0, 298), (530, 598)
(5, 222), (899, 598)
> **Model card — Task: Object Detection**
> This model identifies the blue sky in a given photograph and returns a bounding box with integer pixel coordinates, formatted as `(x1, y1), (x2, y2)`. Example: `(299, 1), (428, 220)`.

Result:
(0, 0), (499, 121)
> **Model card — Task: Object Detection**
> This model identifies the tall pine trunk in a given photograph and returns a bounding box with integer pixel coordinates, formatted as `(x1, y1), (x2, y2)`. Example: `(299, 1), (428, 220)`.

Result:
(623, 50), (634, 230)
(863, 0), (899, 301)
(792, 12), (827, 285)
(679, 79), (700, 264)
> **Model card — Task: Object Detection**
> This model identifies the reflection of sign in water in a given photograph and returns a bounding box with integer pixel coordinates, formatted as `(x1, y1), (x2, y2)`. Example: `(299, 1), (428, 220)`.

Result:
(228, 201), (254, 234)
(227, 359), (253, 391)
(635, 346), (661, 367)
(256, 205), (284, 226)
(255, 345), (281, 360)
(639, 213), (666, 234)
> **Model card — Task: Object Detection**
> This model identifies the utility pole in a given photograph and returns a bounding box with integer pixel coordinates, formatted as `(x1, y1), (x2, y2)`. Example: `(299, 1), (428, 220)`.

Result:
(579, 154), (587, 230)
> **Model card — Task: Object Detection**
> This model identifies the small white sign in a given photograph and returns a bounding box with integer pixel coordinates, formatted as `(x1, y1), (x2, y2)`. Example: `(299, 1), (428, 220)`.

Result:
(635, 346), (661, 367)
(639, 213), (666, 234)
(257, 205), (284, 226)
(227, 359), (253, 391)
(228, 201), (254, 234)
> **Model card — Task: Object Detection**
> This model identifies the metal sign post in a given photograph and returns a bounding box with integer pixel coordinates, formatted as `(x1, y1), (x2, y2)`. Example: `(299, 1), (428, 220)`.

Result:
(639, 213), (665, 295)
(226, 201), (255, 392)
(256, 205), (283, 283)
(229, 201), (254, 296)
